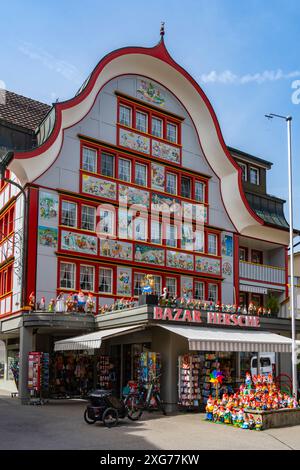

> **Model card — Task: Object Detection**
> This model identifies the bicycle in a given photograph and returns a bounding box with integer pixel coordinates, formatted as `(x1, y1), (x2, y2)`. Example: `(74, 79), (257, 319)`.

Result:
(124, 374), (167, 420)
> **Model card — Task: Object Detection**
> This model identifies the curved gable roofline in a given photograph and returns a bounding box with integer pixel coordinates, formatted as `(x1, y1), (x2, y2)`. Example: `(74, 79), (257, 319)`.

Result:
(10, 38), (289, 244)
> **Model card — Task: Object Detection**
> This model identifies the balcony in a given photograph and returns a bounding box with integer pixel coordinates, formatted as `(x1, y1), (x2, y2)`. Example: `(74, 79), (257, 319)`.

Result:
(239, 260), (285, 285)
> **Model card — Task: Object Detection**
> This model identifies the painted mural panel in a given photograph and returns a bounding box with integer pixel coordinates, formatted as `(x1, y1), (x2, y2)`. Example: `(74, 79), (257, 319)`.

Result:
(100, 239), (133, 260)
(221, 234), (233, 257)
(134, 244), (165, 265)
(39, 191), (58, 223)
(82, 174), (117, 200)
(151, 163), (165, 191)
(181, 276), (193, 298)
(137, 79), (165, 107)
(38, 226), (58, 249)
(61, 230), (97, 255)
(117, 267), (132, 296)
(195, 256), (221, 275)
(151, 192), (180, 214)
(166, 250), (194, 271)
(119, 128), (150, 154)
(152, 139), (180, 164)
(119, 185), (149, 207)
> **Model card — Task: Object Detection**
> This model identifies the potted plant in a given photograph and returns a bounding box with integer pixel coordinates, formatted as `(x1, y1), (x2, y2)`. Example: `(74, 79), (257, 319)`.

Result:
(265, 294), (280, 315)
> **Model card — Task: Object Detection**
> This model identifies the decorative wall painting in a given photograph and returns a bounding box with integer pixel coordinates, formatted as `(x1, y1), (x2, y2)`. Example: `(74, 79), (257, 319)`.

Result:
(181, 276), (193, 298)
(100, 239), (133, 260)
(134, 244), (165, 266)
(117, 267), (132, 296)
(151, 163), (165, 191)
(152, 139), (180, 164)
(119, 128), (150, 154)
(137, 79), (165, 107)
(166, 250), (194, 271)
(61, 230), (97, 255)
(221, 234), (233, 257)
(222, 261), (232, 277)
(39, 191), (58, 222)
(82, 174), (117, 200)
(195, 256), (221, 275)
(38, 226), (58, 248)
(119, 185), (149, 208)
(151, 192), (180, 215)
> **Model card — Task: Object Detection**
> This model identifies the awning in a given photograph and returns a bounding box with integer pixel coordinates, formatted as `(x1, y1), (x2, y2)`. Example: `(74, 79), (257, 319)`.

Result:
(54, 325), (144, 351)
(158, 324), (293, 353)
(239, 285), (268, 295)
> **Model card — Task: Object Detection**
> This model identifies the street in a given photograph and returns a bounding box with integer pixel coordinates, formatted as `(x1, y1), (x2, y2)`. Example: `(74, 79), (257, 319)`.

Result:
(0, 392), (300, 450)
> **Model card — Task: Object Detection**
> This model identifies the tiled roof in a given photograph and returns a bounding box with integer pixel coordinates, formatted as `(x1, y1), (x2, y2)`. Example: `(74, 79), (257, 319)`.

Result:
(0, 89), (51, 131)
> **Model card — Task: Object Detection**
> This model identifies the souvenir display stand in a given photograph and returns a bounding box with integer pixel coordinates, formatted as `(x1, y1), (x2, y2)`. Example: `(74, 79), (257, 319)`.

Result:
(178, 354), (202, 409)
(28, 352), (50, 404)
(137, 352), (161, 389)
(200, 354), (220, 404)
(97, 355), (112, 389)
(51, 352), (94, 398)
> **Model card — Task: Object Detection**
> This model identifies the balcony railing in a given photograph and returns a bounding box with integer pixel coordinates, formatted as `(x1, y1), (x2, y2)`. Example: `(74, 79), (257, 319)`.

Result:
(239, 260), (285, 285)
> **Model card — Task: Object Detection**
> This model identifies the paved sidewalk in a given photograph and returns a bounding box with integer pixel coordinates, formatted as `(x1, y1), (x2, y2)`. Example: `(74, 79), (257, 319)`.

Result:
(0, 394), (299, 450)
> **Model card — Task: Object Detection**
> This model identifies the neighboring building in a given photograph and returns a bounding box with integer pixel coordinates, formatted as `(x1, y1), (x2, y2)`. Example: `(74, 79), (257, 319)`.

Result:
(0, 34), (298, 403)
(281, 252), (300, 319)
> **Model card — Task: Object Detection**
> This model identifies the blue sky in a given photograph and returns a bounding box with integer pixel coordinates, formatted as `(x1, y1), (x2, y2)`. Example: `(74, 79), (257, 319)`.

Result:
(1, 0), (300, 232)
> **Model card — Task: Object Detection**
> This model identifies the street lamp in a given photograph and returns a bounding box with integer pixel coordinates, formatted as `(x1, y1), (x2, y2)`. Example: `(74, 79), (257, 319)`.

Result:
(265, 113), (298, 397)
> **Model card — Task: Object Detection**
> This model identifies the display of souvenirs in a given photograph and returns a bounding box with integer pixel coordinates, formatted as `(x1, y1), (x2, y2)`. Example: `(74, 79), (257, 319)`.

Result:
(51, 353), (94, 397)
(97, 356), (113, 389)
(137, 352), (161, 388)
(205, 374), (300, 431)
(28, 352), (49, 394)
(178, 354), (202, 408)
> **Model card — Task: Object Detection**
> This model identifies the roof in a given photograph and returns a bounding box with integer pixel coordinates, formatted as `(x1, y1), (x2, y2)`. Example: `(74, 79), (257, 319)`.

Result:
(228, 146), (273, 169)
(0, 89), (51, 132)
(245, 191), (289, 230)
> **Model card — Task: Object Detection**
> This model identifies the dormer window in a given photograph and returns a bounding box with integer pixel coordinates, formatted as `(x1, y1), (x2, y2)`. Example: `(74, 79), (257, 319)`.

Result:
(238, 162), (247, 181)
(250, 167), (259, 185)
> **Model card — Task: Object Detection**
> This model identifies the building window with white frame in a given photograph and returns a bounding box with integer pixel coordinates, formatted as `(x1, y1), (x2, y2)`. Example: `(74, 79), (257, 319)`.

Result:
(181, 176), (191, 198)
(81, 205), (96, 231)
(134, 272), (145, 296)
(136, 111), (148, 133)
(99, 209), (114, 236)
(194, 281), (204, 300)
(181, 224), (194, 251)
(60, 262), (75, 289)
(101, 152), (115, 177)
(166, 122), (177, 143)
(238, 162), (247, 182)
(82, 147), (97, 173)
(166, 173), (177, 195)
(208, 283), (218, 302)
(134, 218), (147, 241)
(61, 201), (77, 227)
(166, 277), (177, 297)
(151, 117), (163, 138)
(165, 224), (177, 247)
(98, 268), (112, 293)
(208, 233), (218, 255)
(153, 275), (161, 295)
(151, 220), (162, 244)
(80, 265), (94, 291)
(195, 230), (204, 252)
(195, 181), (205, 203)
(119, 104), (132, 127)
(250, 167), (259, 185)
(118, 158), (131, 182)
(135, 162), (147, 186)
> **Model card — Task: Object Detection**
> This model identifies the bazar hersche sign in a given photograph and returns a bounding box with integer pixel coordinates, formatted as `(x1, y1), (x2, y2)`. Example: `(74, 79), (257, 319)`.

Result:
(153, 307), (260, 328)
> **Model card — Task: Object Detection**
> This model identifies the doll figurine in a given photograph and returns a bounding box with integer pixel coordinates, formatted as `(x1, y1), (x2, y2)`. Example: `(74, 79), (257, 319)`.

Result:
(205, 396), (214, 421)
(245, 372), (252, 390)
(28, 291), (36, 311)
(255, 416), (262, 431)
(77, 290), (86, 312)
(241, 414), (249, 429)
(237, 409), (244, 427)
(248, 302), (254, 315)
(213, 404), (219, 422)
(159, 287), (169, 306)
(248, 414), (255, 430)
(224, 407), (232, 425)
(66, 293), (74, 312)
(40, 296), (46, 311)
(55, 293), (65, 313)
(48, 298), (55, 312)
(232, 409), (238, 427)
(86, 292), (95, 313)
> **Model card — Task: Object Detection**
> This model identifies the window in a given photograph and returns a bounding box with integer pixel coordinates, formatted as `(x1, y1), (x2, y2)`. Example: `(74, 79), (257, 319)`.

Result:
(165, 224), (177, 247)
(151, 117), (163, 138)
(182, 224), (193, 251)
(82, 147), (97, 173)
(208, 233), (218, 255)
(251, 250), (263, 264)
(80, 265), (94, 291)
(208, 284), (218, 302)
(60, 262), (75, 289)
(195, 230), (204, 252)
(119, 105), (132, 127)
(61, 201), (77, 227)
(238, 162), (247, 182)
(195, 181), (205, 203)
(250, 167), (259, 185)
(99, 209), (114, 235)
(134, 272), (145, 296)
(99, 268), (112, 293)
(135, 162), (147, 186)
(166, 173), (177, 195)
(166, 277), (177, 297)
(194, 281), (204, 300)
(81, 205), (95, 231)
(119, 158), (131, 182)
(101, 152), (115, 177)
(153, 275), (162, 295)
(181, 176), (191, 198)
(166, 122), (177, 143)
(239, 247), (248, 261)
(134, 218), (147, 241)
(251, 294), (263, 307)
(136, 111), (148, 133)
(239, 292), (248, 307)
(151, 220), (162, 244)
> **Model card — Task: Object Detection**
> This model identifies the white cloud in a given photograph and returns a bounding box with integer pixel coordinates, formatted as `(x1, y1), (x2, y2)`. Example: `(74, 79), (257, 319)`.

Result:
(200, 68), (300, 85)
(18, 42), (83, 84)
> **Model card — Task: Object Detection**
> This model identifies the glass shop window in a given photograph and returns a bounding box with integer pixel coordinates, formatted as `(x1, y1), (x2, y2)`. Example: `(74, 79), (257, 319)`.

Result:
(81, 205), (96, 231)
(136, 111), (148, 133)
(166, 122), (177, 143)
(208, 284), (218, 302)
(60, 262), (75, 289)
(80, 265), (94, 291)
(181, 176), (191, 198)
(101, 152), (115, 178)
(135, 162), (147, 186)
(151, 117), (163, 138)
(82, 147), (97, 173)
(119, 105), (132, 127)
(194, 281), (204, 300)
(61, 201), (77, 227)
(99, 268), (112, 294)
(118, 158), (131, 182)
(166, 172), (177, 195)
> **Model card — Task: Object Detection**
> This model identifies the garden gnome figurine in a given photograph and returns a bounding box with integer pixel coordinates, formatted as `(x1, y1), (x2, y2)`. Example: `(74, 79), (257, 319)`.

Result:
(86, 292), (95, 313)
(77, 290), (86, 312)
(40, 296), (46, 311)
(29, 291), (35, 311)
(48, 298), (55, 312)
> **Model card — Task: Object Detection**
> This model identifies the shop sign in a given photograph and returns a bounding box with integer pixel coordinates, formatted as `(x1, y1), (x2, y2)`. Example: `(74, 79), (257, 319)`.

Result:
(153, 307), (260, 328)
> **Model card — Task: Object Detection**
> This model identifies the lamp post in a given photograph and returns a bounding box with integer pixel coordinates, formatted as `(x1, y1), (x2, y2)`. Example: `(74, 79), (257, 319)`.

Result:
(265, 113), (298, 397)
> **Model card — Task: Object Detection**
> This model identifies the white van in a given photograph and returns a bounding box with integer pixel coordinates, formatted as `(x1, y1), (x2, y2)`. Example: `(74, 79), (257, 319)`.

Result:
(250, 353), (276, 377)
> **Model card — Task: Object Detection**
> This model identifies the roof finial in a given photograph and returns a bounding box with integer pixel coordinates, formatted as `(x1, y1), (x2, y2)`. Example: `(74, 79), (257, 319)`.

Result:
(160, 21), (165, 39)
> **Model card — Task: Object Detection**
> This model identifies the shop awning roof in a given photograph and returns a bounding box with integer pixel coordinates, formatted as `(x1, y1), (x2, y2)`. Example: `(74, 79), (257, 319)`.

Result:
(54, 325), (144, 351)
(158, 324), (293, 353)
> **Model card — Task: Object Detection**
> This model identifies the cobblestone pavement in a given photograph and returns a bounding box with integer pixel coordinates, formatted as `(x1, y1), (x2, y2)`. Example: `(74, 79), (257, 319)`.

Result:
(0, 392), (299, 450)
